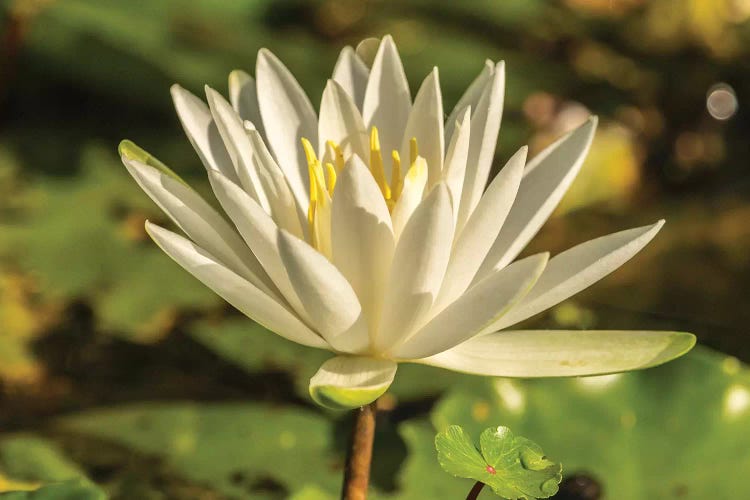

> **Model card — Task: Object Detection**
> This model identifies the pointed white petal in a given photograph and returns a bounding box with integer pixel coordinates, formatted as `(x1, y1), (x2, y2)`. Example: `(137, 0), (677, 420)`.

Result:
(244, 126), (305, 238)
(256, 48), (317, 211)
(332, 46), (369, 110)
(206, 170), (308, 317)
(418, 329), (696, 377)
(122, 157), (276, 298)
(277, 230), (370, 354)
(442, 107), (472, 224)
(435, 147), (527, 311)
(488, 221), (665, 332)
(170, 84), (238, 183)
(205, 86), (269, 207)
(309, 356), (396, 410)
(355, 37), (380, 68)
(332, 156), (395, 338)
(362, 35), (411, 175)
(228, 70), (265, 137)
(377, 184), (454, 351)
(395, 253), (548, 360)
(400, 68), (444, 187)
(476, 117), (598, 281)
(145, 222), (327, 349)
(390, 157), (428, 240)
(456, 61), (505, 233)
(318, 79), (368, 161)
(445, 60), (494, 141)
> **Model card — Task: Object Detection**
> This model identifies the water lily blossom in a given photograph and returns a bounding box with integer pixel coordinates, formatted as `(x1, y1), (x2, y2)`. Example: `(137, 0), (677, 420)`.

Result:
(121, 36), (694, 410)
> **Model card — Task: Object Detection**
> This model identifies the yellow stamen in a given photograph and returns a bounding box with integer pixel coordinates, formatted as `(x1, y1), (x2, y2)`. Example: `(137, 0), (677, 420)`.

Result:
(325, 162), (337, 195)
(301, 137), (318, 169)
(409, 137), (418, 166)
(307, 164), (317, 228)
(369, 127), (391, 200)
(326, 140), (345, 172)
(391, 150), (403, 202)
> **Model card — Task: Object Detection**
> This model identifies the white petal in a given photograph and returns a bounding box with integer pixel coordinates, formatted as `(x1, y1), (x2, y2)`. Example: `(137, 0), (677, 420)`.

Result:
(256, 48), (317, 211)
(277, 230), (370, 354)
(309, 356), (396, 410)
(145, 222), (327, 349)
(442, 107), (472, 224)
(228, 70), (265, 138)
(362, 35), (411, 176)
(377, 184), (454, 352)
(456, 61), (505, 233)
(400, 68), (444, 188)
(205, 86), (268, 206)
(418, 329), (696, 377)
(332, 46), (369, 110)
(475, 117), (598, 281)
(318, 79), (368, 161)
(332, 156), (395, 338)
(488, 221), (665, 332)
(434, 146), (527, 311)
(395, 253), (548, 360)
(244, 126), (305, 239)
(206, 170), (308, 317)
(122, 157), (277, 298)
(355, 38), (380, 68)
(445, 60), (494, 141)
(390, 157), (428, 240)
(170, 84), (238, 183)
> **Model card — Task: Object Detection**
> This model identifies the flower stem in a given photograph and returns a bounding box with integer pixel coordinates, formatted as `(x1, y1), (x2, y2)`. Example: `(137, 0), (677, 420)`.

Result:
(465, 481), (485, 500)
(341, 401), (378, 500)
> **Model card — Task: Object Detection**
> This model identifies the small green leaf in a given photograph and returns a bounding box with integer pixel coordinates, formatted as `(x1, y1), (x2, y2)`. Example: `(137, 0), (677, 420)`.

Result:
(436, 425), (562, 499)
(0, 479), (106, 500)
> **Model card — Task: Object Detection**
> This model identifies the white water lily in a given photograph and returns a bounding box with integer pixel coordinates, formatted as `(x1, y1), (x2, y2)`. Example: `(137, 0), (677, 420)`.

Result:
(121, 36), (694, 410)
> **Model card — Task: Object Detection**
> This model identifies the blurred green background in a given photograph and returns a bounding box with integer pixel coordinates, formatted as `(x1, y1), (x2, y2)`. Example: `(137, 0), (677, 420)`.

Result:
(1, 0), (750, 498)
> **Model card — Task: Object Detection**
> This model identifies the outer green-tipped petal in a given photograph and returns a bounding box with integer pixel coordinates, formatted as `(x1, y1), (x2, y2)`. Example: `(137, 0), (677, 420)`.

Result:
(419, 330), (696, 377)
(309, 356), (397, 410)
(122, 157), (278, 299)
(118, 140), (186, 186)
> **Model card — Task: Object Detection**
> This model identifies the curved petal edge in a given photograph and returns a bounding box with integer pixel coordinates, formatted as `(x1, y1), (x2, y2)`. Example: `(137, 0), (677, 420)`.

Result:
(309, 356), (397, 410)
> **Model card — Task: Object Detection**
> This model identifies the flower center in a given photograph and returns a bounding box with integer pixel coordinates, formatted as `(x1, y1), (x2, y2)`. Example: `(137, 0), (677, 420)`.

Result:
(300, 127), (419, 254)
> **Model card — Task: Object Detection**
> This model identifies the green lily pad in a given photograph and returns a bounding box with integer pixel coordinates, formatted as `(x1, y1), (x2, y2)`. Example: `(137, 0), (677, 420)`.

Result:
(0, 436), (87, 485)
(431, 345), (750, 499)
(55, 402), (340, 499)
(435, 425), (561, 499)
(0, 480), (106, 500)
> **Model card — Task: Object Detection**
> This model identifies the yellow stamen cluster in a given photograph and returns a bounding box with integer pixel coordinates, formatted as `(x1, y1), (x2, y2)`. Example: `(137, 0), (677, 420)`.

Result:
(301, 128), (419, 249)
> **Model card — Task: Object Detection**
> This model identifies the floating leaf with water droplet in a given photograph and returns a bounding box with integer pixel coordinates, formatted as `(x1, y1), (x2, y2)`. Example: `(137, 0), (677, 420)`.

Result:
(435, 425), (561, 499)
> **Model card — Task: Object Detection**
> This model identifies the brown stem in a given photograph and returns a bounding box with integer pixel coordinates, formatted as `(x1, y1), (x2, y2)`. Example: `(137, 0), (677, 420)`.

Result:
(466, 481), (485, 500)
(341, 401), (377, 500)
